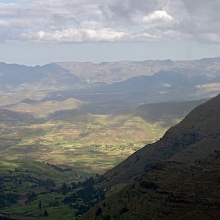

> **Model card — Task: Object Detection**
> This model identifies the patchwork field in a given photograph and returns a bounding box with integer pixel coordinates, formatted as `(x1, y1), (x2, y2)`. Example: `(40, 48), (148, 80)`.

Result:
(0, 113), (169, 178)
(0, 97), (206, 179)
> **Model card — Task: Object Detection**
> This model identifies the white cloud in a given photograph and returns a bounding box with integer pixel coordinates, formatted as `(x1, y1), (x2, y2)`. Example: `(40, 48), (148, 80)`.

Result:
(142, 11), (174, 23)
(24, 27), (126, 42)
(0, 0), (220, 44)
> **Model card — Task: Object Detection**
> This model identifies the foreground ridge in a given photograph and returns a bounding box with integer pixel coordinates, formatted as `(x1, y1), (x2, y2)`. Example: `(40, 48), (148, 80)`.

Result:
(80, 94), (220, 219)
(103, 94), (220, 186)
(81, 151), (220, 219)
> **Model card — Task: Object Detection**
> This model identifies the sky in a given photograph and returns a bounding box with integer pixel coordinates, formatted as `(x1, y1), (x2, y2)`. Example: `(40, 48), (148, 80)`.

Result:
(0, 0), (220, 66)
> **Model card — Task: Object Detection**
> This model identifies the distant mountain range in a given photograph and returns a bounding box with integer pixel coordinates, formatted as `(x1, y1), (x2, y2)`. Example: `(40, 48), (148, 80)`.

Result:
(57, 57), (220, 83)
(1, 57), (220, 105)
(80, 93), (220, 220)
(0, 62), (81, 92)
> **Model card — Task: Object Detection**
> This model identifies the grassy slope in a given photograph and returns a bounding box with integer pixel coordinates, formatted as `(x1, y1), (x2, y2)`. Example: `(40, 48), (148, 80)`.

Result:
(102, 94), (220, 187)
(0, 160), (79, 220)
(80, 152), (220, 220)
(0, 160), (78, 185)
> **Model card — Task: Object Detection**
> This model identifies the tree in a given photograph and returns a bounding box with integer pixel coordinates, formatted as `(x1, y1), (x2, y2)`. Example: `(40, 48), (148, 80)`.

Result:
(38, 200), (42, 210)
(96, 207), (102, 216)
(43, 210), (49, 217)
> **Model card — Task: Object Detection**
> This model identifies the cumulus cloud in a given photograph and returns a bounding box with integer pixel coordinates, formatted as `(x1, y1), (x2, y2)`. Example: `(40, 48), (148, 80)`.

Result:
(0, 0), (220, 44)
(142, 11), (174, 23)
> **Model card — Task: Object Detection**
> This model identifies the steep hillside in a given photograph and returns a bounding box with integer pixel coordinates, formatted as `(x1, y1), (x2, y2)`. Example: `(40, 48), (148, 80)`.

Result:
(81, 151), (220, 220)
(81, 94), (220, 219)
(102, 94), (220, 186)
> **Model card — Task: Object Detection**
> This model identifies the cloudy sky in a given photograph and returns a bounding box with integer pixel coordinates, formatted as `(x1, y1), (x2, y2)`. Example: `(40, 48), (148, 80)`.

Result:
(0, 0), (220, 66)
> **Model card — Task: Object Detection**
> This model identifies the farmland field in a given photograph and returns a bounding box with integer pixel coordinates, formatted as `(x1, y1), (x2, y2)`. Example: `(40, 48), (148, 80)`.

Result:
(0, 112), (170, 177)
(0, 97), (206, 178)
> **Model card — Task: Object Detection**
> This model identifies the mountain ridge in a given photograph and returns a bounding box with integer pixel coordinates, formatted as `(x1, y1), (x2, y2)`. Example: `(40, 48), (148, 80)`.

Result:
(102, 94), (220, 186)
(1, 58), (220, 105)
(80, 93), (220, 219)
(81, 151), (220, 220)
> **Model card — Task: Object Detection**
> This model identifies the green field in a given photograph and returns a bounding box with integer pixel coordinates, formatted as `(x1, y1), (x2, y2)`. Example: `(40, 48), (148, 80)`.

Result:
(0, 159), (81, 220)
(0, 98), (205, 178)
(0, 112), (170, 177)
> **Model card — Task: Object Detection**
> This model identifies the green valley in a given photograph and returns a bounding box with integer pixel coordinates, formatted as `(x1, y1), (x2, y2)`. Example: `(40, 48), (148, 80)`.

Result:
(0, 99), (205, 178)
(0, 58), (220, 219)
